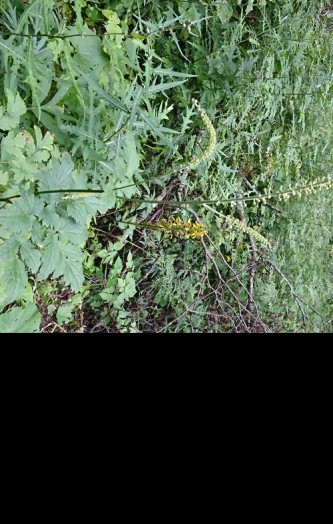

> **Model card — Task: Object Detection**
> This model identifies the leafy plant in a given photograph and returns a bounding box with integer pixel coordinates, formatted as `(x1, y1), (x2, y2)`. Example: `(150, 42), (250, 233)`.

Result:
(0, 0), (331, 332)
(0, 303), (40, 332)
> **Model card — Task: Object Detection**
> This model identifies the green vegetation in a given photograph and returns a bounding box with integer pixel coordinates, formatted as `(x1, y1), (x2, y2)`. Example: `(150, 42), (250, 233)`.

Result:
(0, 0), (332, 333)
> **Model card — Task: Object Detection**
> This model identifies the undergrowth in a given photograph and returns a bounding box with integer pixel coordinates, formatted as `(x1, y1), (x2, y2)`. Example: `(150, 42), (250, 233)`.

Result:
(0, 0), (332, 333)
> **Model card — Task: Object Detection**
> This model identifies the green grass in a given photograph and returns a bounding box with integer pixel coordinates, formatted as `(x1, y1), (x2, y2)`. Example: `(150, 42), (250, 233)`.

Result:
(0, 0), (332, 332)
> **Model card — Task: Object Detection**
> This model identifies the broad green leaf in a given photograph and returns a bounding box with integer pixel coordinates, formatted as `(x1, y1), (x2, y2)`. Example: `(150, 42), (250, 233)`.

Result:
(0, 111), (13, 131)
(65, 197), (100, 223)
(19, 239), (41, 273)
(40, 205), (61, 229)
(70, 31), (108, 68)
(53, 242), (84, 292)
(0, 236), (20, 262)
(0, 194), (42, 233)
(31, 220), (45, 246)
(97, 183), (116, 213)
(58, 218), (88, 245)
(3, 257), (28, 303)
(57, 303), (74, 325)
(0, 171), (9, 185)
(64, 199), (89, 224)
(39, 234), (62, 280)
(38, 154), (75, 193)
(40, 235), (84, 291)
(0, 90), (26, 130)
(33, 127), (54, 151)
(6, 89), (26, 119)
(0, 304), (41, 333)
(1, 130), (25, 158)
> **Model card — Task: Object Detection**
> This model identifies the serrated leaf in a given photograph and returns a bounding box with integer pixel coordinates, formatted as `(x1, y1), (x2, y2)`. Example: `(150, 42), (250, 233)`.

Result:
(11, 156), (39, 183)
(38, 154), (75, 193)
(78, 72), (130, 114)
(56, 303), (74, 325)
(19, 239), (41, 273)
(34, 126), (54, 151)
(39, 235), (84, 291)
(53, 242), (84, 292)
(0, 114), (13, 131)
(31, 220), (45, 245)
(39, 234), (62, 279)
(64, 199), (88, 224)
(112, 256), (123, 275)
(65, 197), (100, 223)
(31, 109), (69, 145)
(0, 304), (41, 333)
(123, 275), (136, 299)
(0, 194), (42, 233)
(6, 89), (26, 119)
(57, 217), (88, 245)
(0, 37), (26, 63)
(3, 257), (28, 303)
(103, 10), (124, 48)
(40, 205), (61, 229)
(0, 236), (20, 261)
(97, 183), (116, 213)
(138, 110), (175, 150)
(1, 130), (25, 158)
(25, 40), (53, 118)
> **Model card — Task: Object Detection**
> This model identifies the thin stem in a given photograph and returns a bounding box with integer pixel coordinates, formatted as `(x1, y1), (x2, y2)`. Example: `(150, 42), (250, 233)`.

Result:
(123, 179), (332, 206)
(3, 31), (122, 38)
(0, 188), (103, 203)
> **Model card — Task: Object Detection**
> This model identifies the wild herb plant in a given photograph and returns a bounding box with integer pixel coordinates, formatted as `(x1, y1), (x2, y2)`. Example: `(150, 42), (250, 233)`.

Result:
(0, 0), (331, 332)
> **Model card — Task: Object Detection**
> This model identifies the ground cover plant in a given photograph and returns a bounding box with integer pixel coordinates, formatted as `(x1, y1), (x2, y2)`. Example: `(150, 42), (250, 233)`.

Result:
(0, 0), (332, 332)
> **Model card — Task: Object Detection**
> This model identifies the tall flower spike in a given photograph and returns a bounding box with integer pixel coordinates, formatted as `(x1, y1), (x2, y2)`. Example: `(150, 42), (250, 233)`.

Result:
(184, 98), (216, 170)
(225, 215), (272, 248)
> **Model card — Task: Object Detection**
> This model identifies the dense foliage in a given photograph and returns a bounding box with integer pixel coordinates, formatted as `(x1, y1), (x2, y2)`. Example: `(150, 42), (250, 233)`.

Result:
(0, 0), (332, 332)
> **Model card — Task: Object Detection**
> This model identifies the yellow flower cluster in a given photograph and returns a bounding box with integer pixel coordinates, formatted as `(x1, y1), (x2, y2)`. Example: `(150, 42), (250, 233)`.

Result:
(155, 216), (208, 239)
(225, 215), (272, 248)
(185, 98), (217, 170)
